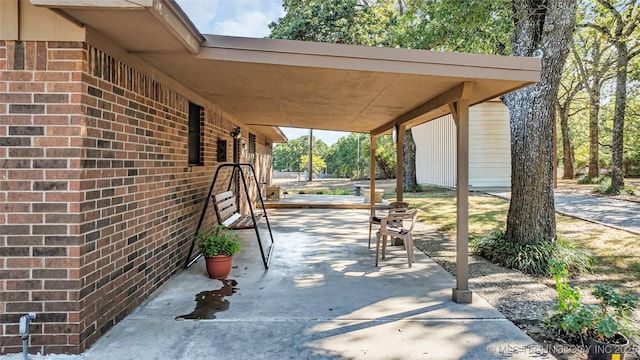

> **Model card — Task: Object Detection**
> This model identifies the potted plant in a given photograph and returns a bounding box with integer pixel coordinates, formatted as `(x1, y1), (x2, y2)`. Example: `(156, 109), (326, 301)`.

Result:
(561, 284), (636, 360)
(198, 225), (241, 279)
(549, 260), (637, 360)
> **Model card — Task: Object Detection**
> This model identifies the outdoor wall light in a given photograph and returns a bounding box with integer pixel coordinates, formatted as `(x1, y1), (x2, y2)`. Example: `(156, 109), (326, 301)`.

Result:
(230, 127), (241, 139)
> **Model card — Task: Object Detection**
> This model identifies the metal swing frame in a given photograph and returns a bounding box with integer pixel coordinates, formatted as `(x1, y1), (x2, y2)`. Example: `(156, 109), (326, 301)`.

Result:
(184, 163), (274, 269)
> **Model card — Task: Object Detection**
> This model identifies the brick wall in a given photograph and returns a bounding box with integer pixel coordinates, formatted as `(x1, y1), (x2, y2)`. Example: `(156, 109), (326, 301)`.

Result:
(0, 40), (268, 355)
(0, 40), (87, 354)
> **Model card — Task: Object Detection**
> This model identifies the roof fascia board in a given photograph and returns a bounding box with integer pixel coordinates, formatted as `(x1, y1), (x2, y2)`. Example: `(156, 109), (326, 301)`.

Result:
(273, 127), (288, 143)
(149, 0), (203, 54)
(30, 0), (203, 54)
(247, 126), (288, 143)
(370, 82), (473, 136)
(201, 35), (541, 81)
(0, 0), (18, 40)
(30, 0), (153, 8)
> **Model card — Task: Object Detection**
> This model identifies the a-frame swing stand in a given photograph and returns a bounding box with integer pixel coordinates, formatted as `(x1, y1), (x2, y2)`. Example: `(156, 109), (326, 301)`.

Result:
(184, 163), (274, 269)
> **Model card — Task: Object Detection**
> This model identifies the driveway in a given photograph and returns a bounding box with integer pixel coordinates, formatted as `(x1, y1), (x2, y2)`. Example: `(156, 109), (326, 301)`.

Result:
(554, 191), (640, 234)
(488, 189), (640, 235)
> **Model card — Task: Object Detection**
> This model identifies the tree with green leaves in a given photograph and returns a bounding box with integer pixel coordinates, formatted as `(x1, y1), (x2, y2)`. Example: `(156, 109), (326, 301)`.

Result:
(398, 0), (576, 244)
(395, 0), (512, 54)
(571, 20), (616, 178)
(372, 135), (397, 179)
(582, 0), (640, 192)
(325, 133), (367, 178)
(557, 55), (586, 179)
(300, 154), (326, 175)
(272, 135), (328, 172)
(269, 0), (398, 46)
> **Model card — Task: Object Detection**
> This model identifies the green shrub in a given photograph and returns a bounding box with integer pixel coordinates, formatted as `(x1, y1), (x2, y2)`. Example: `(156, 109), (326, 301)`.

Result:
(593, 177), (614, 194)
(471, 229), (592, 275)
(591, 177), (635, 195)
(315, 190), (325, 194)
(578, 175), (607, 184)
(333, 189), (351, 195)
(404, 184), (424, 192)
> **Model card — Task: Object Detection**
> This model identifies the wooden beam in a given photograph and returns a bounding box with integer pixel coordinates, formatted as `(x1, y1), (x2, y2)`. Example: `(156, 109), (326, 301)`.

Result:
(451, 99), (472, 304)
(448, 102), (459, 125)
(371, 82), (474, 136)
(395, 124), (406, 202)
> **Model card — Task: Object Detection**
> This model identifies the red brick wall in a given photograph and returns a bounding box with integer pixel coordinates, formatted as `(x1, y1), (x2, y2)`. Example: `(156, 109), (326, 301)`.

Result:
(0, 40), (269, 355)
(1, 40), (87, 355)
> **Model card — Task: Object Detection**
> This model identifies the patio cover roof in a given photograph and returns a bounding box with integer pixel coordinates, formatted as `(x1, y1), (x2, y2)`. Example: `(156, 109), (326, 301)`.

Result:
(29, 0), (542, 304)
(30, 0), (541, 136)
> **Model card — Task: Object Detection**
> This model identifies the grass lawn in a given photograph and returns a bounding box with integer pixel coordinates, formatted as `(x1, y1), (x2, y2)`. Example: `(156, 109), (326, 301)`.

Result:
(403, 186), (640, 294)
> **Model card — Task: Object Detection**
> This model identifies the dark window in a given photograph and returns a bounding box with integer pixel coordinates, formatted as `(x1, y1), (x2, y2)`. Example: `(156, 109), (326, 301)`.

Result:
(188, 102), (202, 165)
(248, 133), (256, 165)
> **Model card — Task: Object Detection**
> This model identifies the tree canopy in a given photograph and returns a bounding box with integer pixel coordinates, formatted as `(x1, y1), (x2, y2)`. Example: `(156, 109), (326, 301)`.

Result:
(269, 0), (398, 46)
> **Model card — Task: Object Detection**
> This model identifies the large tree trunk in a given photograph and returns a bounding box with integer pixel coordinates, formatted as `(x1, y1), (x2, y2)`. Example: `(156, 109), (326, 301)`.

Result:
(503, 0), (577, 245)
(587, 90), (601, 178)
(403, 129), (418, 191)
(610, 42), (627, 190)
(558, 104), (574, 179)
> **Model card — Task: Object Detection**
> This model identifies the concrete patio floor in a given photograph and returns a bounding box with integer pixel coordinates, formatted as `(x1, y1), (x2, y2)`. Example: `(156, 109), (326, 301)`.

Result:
(4, 208), (551, 360)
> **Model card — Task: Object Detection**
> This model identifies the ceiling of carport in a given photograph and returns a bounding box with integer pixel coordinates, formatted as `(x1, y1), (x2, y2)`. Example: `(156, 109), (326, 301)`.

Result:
(31, 0), (540, 135)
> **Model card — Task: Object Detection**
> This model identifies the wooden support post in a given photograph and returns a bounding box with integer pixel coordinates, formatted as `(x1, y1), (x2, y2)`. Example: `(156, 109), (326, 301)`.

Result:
(395, 124), (405, 202)
(308, 129), (313, 182)
(450, 100), (472, 304)
(370, 135), (377, 205)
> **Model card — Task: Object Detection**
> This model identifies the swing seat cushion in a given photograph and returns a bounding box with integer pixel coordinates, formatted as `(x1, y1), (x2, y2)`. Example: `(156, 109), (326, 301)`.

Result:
(214, 191), (262, 229)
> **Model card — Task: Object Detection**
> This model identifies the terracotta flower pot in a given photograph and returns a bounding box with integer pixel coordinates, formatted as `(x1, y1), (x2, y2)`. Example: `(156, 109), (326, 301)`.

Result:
(205, 255), (233, 279)
(586, 334), (629, 360)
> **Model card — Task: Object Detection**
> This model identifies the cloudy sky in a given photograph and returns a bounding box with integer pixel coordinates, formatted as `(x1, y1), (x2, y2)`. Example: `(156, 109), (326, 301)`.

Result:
(174, 0), (350, 145)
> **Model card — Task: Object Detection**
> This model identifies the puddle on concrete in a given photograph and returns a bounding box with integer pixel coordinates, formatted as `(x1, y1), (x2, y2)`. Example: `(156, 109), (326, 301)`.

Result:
(175, 279), (238, 320)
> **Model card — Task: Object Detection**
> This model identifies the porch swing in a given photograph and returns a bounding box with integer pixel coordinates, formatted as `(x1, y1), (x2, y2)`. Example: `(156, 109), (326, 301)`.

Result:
(184, 163), (274, 270)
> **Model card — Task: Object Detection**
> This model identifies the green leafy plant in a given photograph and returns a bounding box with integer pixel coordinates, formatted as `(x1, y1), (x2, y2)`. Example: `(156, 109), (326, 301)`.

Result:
(577, 175), (607, 185)
(549, 259), (581, 313)
(198, 225), (241, 258)
(471, 230), (592, 275)
(549, 260), (638, 344)
(591, 177), (635, 195)
(332, 189), (351, 195)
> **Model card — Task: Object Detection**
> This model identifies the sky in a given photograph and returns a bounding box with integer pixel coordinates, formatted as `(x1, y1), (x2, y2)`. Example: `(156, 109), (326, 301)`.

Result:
(174, 0), (351, 145)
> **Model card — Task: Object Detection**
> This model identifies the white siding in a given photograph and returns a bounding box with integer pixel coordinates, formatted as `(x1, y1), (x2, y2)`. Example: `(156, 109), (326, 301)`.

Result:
(413, 115), (457, 188)
(413, 102), (511, 189)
